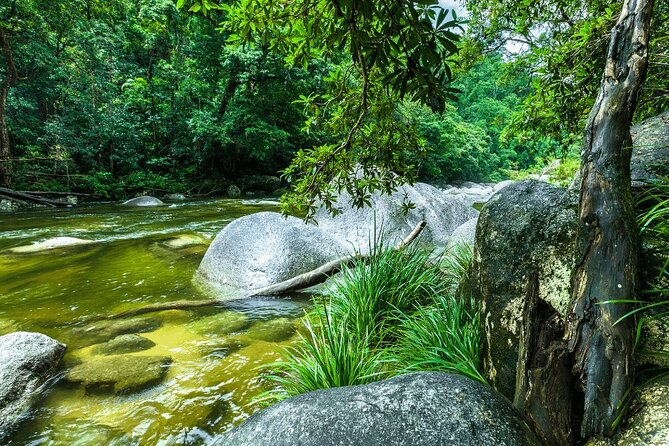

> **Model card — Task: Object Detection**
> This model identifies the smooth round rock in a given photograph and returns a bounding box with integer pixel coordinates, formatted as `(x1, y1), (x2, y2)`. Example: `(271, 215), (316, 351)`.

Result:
(0, 332), (66, 438)
(197, 212), (347, 293)
(122, 196), (164, 207)
(215, 372), (540, 446)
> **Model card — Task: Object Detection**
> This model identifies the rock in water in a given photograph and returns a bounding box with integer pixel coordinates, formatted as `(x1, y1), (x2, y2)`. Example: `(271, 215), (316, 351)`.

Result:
(215, 372), (540, 446)
(246, 318), (296, 342)
(9, 237), (94, 253)
(313, 182), (479, 253)
(122, 196), (164, 207)
(197, 212), (347, 293)
(65, 355), (172, 394)
(464, 180), (579, 399)
(0, 332), (66, 438)
(186, 312), (251, 336)
(70, 317), (162, 348)
(90, 334), (156, 356)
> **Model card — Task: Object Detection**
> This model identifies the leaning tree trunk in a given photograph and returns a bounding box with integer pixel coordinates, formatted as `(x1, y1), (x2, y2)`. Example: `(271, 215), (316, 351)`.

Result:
(568, 0), (654, 438)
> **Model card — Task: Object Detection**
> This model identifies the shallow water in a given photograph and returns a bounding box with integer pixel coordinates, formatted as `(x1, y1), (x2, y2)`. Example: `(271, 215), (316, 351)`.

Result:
(0, 199), (310, 445)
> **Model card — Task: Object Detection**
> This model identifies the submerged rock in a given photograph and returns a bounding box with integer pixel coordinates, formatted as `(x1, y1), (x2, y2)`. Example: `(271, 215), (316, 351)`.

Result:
(197, 212), (347, 293)
(71, 317), (162, 348)
(43, 419), (131, 446)
(187, 312), (251, 337)
(9, 237), (95, 253)
(246, 318), (296, 342)
(122, 196), (164, 207)
(161, 234), (208, 249)
(90, 334), (156, 356)
(215, 372), (540, 446)
(200, 337), (250, 358)
(0, 332), (66, 438)
(0, 320), (20, 336)
(65, 355), (172, 394)
(464, 181), (580, 399)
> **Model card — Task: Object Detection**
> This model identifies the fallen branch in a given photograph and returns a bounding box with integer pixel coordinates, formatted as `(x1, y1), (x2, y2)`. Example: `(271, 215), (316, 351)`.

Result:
(18, 190), (102, 198)
(0, 187), (71, 207)
(248, 220), (426, 296)
(103, 220), (427, 320)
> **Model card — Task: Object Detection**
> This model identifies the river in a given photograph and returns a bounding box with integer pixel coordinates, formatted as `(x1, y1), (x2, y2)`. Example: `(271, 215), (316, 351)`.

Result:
(0, 198), (311, 445)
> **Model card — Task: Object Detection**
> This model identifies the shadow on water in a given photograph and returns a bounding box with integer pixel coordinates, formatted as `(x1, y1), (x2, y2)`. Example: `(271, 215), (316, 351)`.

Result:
(0, 198), (311, 445)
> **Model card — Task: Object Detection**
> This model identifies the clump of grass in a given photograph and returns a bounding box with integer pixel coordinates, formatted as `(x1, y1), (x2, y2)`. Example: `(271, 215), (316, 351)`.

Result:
(440, 242), (474, 289)
(392, 293), (486, 384)
(261, 308), (383, 402)
(323, 244), (448, 347)
(261, 240), (485, 402)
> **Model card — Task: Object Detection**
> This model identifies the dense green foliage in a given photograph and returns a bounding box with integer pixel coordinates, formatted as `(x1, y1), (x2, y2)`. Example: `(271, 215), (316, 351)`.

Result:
(0, 0), (572, 201)
(262, 244), (483, 402)
(0, 1), (324, 196)
(465, 0), (669, 152)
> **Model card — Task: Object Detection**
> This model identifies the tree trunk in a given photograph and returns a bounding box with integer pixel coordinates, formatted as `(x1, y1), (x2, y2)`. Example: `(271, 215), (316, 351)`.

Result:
(568, 0), (654, 438)
(514, 272), (575, 445)
(0, 27), (16, 188)
(0, 84), (11, 187)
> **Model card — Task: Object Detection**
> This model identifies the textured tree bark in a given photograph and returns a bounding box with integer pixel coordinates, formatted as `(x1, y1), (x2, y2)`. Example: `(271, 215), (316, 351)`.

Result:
(567, 0), (654, 438)
(514, 272), (575, 446)
(0, 28), (16, 188)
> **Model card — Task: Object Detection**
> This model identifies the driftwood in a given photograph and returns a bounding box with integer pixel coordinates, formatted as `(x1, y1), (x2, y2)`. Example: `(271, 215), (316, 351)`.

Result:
(249, 220), (427, 296)
(18, 190), (101, 198)
(104, 220), (427, 320)
(0, 187), (71, 207)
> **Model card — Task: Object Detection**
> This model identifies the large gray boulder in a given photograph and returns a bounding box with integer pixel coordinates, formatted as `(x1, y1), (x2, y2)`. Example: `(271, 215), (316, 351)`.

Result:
(0, 332), (66, 438)
(630, 110), (669, 185)
(122, 196), (164, 207)
(465, 181), (580, 399)
(215, 372), (540, 446)
(197, 212), (347, 293)
(571, 111), (669, 189)
(449, 217), (479, 246)
(313, 182), (479, 253)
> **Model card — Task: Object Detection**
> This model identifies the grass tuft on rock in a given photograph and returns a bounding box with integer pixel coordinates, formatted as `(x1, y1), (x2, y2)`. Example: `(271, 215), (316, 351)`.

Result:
(261, 241), (484, 403)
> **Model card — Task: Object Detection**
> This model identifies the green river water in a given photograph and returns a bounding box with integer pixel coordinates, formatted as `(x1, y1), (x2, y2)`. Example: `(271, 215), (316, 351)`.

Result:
(0, 199), (311, 445)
